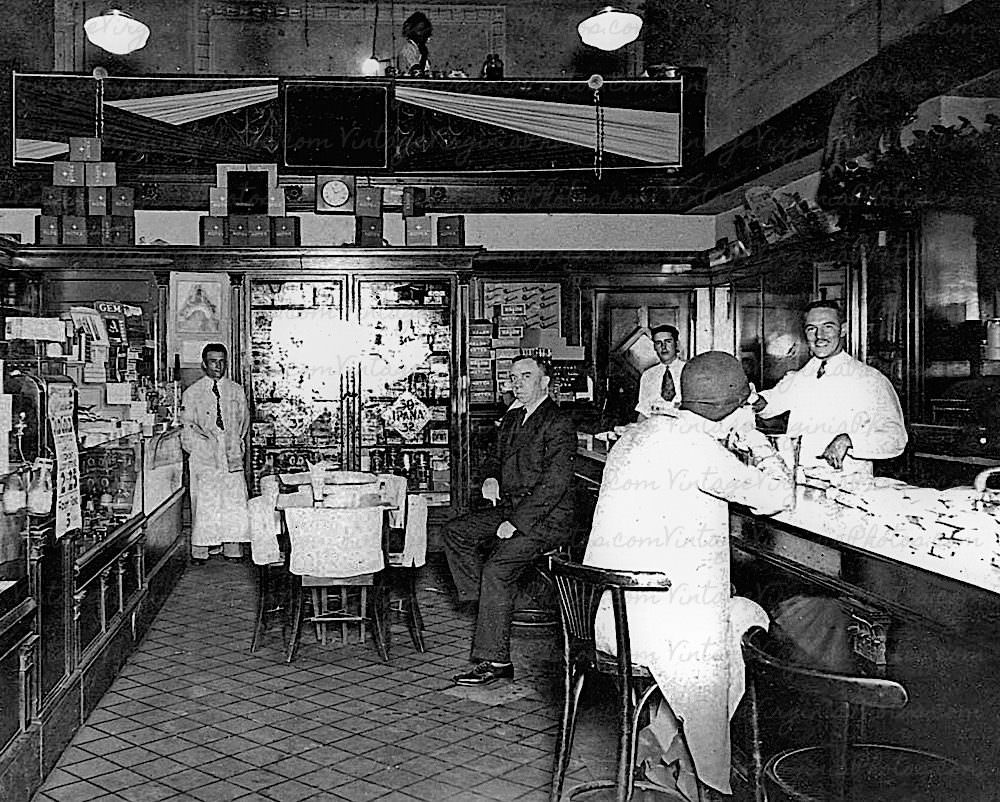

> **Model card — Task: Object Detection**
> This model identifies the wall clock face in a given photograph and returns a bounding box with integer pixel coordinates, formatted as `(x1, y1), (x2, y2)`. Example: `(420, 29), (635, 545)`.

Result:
(316, 175), (355, 213)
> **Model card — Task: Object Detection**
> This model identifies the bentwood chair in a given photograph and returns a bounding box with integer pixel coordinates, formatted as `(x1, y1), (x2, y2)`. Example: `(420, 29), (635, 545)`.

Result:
(248, 475), (288, 653)
(382, 487), (428, 654)
(741, 626), (984, 802)
(283, 505), (388, 663)
(548, 556), (673, 802)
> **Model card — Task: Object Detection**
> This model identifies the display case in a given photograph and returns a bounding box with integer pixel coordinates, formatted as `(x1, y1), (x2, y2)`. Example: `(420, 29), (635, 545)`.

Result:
(357, 278), (455, 509)
(73, 435), (144, 663)
(248, 280), (346, 492)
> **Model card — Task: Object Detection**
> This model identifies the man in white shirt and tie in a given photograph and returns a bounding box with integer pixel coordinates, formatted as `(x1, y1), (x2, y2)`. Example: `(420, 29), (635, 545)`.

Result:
(180, 343), (251, 564)
(754, 300), (908, 473)
(636, 324), (686, 421)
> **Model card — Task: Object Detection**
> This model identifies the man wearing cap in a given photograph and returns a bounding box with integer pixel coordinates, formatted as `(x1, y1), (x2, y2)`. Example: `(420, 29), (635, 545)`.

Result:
(585, 351), (794, 802)
(636, 324), (686, 421)
(754, 300), (907, 473)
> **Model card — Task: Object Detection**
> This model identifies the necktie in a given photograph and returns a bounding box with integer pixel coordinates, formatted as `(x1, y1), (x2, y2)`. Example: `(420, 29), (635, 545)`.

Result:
(212, 380), (225, 431)
(816, 360), (828, 379)
(660, 365), (676, 402)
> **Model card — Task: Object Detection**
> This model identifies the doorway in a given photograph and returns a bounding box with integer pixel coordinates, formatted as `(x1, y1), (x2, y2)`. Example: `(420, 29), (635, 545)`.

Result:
(595, 290), (691, 425)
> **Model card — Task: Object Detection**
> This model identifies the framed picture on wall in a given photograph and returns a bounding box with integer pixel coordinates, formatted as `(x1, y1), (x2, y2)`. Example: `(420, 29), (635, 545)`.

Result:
(169, 271), (230, 369)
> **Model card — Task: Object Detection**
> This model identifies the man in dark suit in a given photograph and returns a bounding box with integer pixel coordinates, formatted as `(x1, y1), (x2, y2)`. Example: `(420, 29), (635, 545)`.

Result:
(445, 354), (577, 686)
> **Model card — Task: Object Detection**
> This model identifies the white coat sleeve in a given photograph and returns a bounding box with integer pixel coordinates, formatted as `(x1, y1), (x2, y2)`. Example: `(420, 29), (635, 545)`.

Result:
(695, 438), (794, 516)
(756, 369), (798, 419)
(847, 373), (908, 460)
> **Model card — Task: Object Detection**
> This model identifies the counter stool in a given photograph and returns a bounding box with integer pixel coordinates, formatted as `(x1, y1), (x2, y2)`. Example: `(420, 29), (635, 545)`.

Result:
(548, 556), (673, 802)
(512, 545), (571, 628)
(741, 625), (985, 802)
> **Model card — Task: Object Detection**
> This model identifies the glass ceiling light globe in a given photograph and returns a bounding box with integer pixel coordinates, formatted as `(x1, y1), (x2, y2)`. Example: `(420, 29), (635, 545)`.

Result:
(361, 57), (382, 77)
(84, 9), (150, 55)
(577, 6), (643, 51)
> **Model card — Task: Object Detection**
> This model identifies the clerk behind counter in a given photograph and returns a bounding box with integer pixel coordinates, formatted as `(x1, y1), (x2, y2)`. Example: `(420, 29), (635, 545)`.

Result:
(752, 300), (908, 473)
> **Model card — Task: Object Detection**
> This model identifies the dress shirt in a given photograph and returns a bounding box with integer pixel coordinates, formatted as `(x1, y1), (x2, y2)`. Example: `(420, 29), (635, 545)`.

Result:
(635, 359), (686, 418)
(758, 351), (907, 473)
(181, 375), (249, 472)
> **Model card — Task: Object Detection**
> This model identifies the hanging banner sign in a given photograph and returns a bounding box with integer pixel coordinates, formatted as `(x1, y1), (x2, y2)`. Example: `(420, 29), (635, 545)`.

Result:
(48, 384), (82, 538)
(382, 391), (431, 441)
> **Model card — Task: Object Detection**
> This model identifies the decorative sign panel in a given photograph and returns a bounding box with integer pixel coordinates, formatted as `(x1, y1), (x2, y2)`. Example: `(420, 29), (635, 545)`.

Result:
(382, 391), (430, 441)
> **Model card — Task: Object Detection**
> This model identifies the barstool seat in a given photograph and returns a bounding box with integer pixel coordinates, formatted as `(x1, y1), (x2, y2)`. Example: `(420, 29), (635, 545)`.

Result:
(511, 545), (570, 628)
(741, 626), (986, 802)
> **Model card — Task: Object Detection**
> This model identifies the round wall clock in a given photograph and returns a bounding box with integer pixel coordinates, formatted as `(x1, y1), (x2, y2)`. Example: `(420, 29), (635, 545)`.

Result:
(315, 175), (355, 213)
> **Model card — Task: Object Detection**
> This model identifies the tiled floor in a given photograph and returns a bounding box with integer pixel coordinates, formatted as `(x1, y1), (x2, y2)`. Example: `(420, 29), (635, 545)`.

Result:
(30, 556), (637, 802)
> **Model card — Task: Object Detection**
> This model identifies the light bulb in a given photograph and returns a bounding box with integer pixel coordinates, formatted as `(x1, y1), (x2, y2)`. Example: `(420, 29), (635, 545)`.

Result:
(361, 57), (382, 76)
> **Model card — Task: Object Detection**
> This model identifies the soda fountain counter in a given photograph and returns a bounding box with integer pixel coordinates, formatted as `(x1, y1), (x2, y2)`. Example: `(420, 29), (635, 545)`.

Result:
(573, 437), (1000, 780)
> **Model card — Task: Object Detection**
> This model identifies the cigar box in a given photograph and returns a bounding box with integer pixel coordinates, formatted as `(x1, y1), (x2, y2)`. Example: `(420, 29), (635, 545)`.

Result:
(199, 216), (228, 246)
(271, 217), (301, 246)
(437, 215), (465, 246)
(228, 215), (249, 245)
(68, 136), (102, 162)
(110, 187), (135, 216)
(60, 216), (89, 245)
(404, 217), (432, 246)
(246, 215), (271, 244)
(209, 187), (227, 217)
(86, 187), (109, 215)
(35, 215), (60, 245)
(52, 161), (85, 186)
(355, 216), (383, 247)
(356, 187), (383, 217)
(85, 162), (117, 186)
(39, 186), (65, 216)
(100, 216), (135, 246)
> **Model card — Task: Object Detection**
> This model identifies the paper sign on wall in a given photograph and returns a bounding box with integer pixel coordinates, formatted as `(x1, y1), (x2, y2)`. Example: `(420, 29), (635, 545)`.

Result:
(47, 384), (81, 539)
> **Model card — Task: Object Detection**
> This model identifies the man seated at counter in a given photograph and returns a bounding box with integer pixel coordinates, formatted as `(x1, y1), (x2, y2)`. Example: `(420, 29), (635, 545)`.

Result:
(584, 351), (794, 802)
(443, 354), (576, 686)
(753, 300), (907, 473)
(636, 324), (686, 421)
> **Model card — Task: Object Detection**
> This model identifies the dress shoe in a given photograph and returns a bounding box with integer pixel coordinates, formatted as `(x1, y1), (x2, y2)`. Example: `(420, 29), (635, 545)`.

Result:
(454, 661), (514, 686)
(190, 557), (208, 566)
(224, 556), (244, 563)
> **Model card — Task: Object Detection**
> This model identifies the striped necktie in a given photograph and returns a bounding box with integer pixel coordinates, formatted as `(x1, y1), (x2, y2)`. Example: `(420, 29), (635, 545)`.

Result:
(212, 380), (225, 431)
(816, 360), (828, 379)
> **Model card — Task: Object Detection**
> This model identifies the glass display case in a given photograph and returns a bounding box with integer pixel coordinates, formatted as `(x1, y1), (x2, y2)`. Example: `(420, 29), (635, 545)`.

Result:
(248, 280), (346, 492)
(357, 279), (453, 507)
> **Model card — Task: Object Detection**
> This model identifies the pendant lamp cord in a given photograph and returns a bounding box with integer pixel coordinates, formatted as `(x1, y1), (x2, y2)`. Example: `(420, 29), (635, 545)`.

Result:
(593, 88), (604, 180)
(94, 73), (105, 141)
(371, 0), (380, 59)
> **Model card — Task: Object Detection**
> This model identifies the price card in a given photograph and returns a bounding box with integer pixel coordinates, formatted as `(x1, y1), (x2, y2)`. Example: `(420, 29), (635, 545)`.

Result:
(382, 391), (431, 441)
(48, 384), (81, 538)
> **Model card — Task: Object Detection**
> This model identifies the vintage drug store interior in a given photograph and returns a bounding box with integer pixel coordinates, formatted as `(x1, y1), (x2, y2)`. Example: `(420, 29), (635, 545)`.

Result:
(2, 2), (1000, 801)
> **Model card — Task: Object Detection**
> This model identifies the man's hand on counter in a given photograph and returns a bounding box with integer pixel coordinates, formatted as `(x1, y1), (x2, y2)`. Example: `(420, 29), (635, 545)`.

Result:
(821, 433), (853, 469)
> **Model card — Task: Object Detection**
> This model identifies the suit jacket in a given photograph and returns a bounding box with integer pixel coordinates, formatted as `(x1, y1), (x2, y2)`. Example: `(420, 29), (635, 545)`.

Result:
(488, 397), (577, 543)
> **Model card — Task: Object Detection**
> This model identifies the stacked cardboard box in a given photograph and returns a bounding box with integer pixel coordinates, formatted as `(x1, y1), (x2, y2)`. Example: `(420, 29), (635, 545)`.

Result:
(36, 137), (135, 246)
(492, 304), (527, 399)
(469, 319), (495, 404)
(201, 163), (300, 246)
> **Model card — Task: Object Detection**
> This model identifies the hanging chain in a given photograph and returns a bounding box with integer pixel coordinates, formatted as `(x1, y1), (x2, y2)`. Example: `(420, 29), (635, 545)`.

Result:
(593, 88), (605, 180)
(94, 72), (105, 140)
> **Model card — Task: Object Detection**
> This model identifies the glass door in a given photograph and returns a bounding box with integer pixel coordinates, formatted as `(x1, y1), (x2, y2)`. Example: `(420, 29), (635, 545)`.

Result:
(248, 280), (347, 492)
(356, 278), (455, 511)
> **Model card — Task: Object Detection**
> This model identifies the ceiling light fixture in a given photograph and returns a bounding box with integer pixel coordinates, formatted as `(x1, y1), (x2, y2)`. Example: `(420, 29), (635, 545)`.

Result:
(84, 8), (150, 55)
(577, 6), (643, 52)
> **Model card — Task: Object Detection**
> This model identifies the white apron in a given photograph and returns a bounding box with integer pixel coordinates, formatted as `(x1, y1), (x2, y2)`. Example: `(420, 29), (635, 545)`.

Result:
(190, 436), (250, 547)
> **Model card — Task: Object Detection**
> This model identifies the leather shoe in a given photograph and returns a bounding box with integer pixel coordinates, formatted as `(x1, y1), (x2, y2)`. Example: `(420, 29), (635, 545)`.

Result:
(224, 556), (243, 563)
(190, 557), (207, 566)
(454, 661), (514, 686)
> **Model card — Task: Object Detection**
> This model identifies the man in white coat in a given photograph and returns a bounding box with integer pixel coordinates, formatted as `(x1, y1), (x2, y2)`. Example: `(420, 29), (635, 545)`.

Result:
(180, 343), (250, 564)
(754, 299), (907, 473)
(585, 351), (794, 802)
